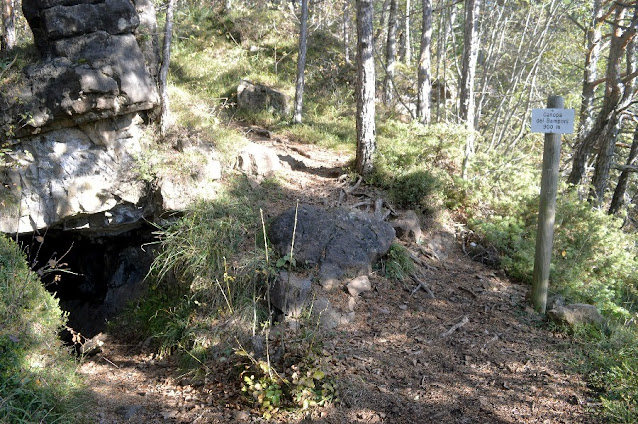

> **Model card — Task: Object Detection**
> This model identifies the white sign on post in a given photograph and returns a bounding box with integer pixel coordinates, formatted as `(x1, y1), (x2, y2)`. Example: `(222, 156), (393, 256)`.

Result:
(531, 108), (575, 134)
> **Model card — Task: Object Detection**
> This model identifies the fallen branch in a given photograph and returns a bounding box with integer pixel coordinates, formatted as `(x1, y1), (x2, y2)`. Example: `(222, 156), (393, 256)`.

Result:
(410, 274), (435, 298)
(441, 315), (469, 338)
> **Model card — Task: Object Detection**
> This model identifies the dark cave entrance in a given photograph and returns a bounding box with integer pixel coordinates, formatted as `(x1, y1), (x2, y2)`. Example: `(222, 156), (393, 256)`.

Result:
(19, 224), (158, 339)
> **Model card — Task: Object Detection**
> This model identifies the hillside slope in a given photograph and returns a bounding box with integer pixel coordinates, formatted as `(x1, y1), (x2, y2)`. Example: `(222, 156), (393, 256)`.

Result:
(79, 128), (595, 424)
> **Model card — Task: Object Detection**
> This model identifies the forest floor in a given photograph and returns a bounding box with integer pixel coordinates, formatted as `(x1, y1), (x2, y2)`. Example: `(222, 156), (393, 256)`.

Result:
(79, 127), (599, 423)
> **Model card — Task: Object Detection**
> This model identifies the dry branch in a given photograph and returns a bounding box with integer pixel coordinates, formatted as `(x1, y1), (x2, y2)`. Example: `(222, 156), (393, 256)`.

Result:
(441, 315), (469, 338)
(410, 273), (435, 298)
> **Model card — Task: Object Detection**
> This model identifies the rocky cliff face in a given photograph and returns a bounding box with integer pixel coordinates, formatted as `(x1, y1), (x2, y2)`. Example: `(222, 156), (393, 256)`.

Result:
(0, 0), (162, 235)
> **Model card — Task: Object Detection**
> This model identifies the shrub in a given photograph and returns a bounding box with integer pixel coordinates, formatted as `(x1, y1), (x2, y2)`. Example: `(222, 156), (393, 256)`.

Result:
(0, 234), (85, 422)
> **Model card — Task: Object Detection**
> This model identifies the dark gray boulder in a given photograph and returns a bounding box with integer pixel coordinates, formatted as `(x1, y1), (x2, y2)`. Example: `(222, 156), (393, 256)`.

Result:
(268, 205), (395, 290)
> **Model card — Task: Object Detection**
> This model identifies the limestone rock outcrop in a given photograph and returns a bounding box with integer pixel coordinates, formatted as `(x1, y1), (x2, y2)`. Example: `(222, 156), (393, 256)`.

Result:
(0, 0), (166, 235)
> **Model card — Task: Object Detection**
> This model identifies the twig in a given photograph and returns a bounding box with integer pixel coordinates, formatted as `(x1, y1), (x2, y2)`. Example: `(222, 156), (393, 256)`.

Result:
(410, 274), (435, 298)
(440, 316), (469, 338)
(100, 356), (120, 369)
(458, 286), (478, 299)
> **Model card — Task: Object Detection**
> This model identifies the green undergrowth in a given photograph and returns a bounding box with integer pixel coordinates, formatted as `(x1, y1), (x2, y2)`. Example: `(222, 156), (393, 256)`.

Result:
(119, 175), (338, 417)
(371, 121), (469, 217)
(0, 234), (86, 423)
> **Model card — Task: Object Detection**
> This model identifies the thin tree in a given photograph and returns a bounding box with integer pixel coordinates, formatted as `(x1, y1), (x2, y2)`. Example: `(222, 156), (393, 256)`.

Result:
(356, 0), (376, 176)
(567, 0), (606, 186)
(159, 0), (175, 136)
(384, 0), (398, 105)
(589, 7), (638, 205)
(1, 0), (15, 50)
(402, 0), (411, 65)
(343, 0), (352, 65)
(416, 0), (432, 124)
(293, 0), (309, 124)
(459, 0), (481, 179)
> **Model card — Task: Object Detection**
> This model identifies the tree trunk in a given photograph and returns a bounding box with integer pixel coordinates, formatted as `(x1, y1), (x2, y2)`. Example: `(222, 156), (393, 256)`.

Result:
(293, 0), (309, 124)
(1, 0), (15, 50)
(159, 0), (175, 137)
(609, 124), (638, 215)
(567, 0), (605, 186)
(402, 0), (411, 65)
(356, 0), (376, 176)
(384, 0), (398, 105)
(343, 0), (351, 65)
(588, 6), (638, 205)
(374, 0), (391, 47)
(459, 0), (481, 179)
(416, 0), (432, 124)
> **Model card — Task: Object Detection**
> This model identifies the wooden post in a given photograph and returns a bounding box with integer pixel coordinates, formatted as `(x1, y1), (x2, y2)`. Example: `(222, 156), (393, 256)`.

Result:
(532, 95), (563, 313)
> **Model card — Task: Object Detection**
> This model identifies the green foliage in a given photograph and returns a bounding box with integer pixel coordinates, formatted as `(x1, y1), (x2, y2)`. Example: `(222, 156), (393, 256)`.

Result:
(570, 324), (638, 423)
(0, 234), (85, 422)
(378, 243), (415, 282)
(471, 189), (638, 318)
(371, 121), (469, 214)
(237, 348), (337, 418)
(117, 176), (289, 365)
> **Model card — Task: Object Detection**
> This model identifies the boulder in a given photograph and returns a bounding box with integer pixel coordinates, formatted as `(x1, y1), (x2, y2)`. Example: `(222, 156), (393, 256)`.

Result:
(346, 275), (372, 297)
(237, 80), (290, 116)
(1, 0), (159, 138)
(391, 210), (422, 242)
(268, 205), (395, 290)
(235, 143), (281, 177)
(547, 303), (605, 327)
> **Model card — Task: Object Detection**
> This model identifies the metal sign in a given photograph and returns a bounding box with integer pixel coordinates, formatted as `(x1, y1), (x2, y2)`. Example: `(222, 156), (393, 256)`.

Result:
(531, 108), (575, 134)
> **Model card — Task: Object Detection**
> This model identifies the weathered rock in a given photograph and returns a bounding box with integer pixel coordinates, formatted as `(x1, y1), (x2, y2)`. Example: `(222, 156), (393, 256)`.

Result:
(427, 229), (456, 261)
(1, 0), (159, 138)
(237, 80), (290, 116)
(270, 271), (312, 318)
(547, 303), (605, 327)
(392, 210), (422, 242)
(268, 205), (395, 290)
(0, 113), (151, 234)
(347, 275), (372, 297)
(312, 297), (355, 329)
(235, 143), (281, 177)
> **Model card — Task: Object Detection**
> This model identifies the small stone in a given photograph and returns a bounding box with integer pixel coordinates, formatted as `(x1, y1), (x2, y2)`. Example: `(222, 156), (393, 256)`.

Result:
(234, 410), (250, 421)
(347, 275), (372, 297)
(399, 304), (408, 310)
(347, 296), (357, 312)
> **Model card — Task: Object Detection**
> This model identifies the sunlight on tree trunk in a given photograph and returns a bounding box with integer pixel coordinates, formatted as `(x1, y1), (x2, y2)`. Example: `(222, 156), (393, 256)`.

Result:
(356, 0), (376, 176)
(459, 0), (481, 179)
(402, 0), (411, 65)
(384, 0), (397, 105)
(1, 0), (15, 50)
(416, 0), (432, 125)
(293, 0), (309, 124)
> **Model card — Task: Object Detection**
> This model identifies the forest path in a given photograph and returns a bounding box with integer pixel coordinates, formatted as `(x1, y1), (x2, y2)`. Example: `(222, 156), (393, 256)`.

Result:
(79, 125), (597, 423)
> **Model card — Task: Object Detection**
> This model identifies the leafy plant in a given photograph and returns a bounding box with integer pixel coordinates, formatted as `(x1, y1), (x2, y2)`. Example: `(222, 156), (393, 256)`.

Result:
(0, 234), (86, 422)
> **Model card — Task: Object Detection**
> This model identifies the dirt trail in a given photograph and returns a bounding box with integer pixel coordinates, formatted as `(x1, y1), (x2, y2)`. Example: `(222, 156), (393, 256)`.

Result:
(80, 129), (596, 423)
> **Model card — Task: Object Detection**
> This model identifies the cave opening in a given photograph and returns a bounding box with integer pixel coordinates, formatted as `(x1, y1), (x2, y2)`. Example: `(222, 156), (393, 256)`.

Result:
(18, 224), (158, 340)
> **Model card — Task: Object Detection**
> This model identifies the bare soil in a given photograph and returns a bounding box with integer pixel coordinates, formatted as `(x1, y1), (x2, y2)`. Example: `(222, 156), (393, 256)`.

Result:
(80, 127), (598, 423)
